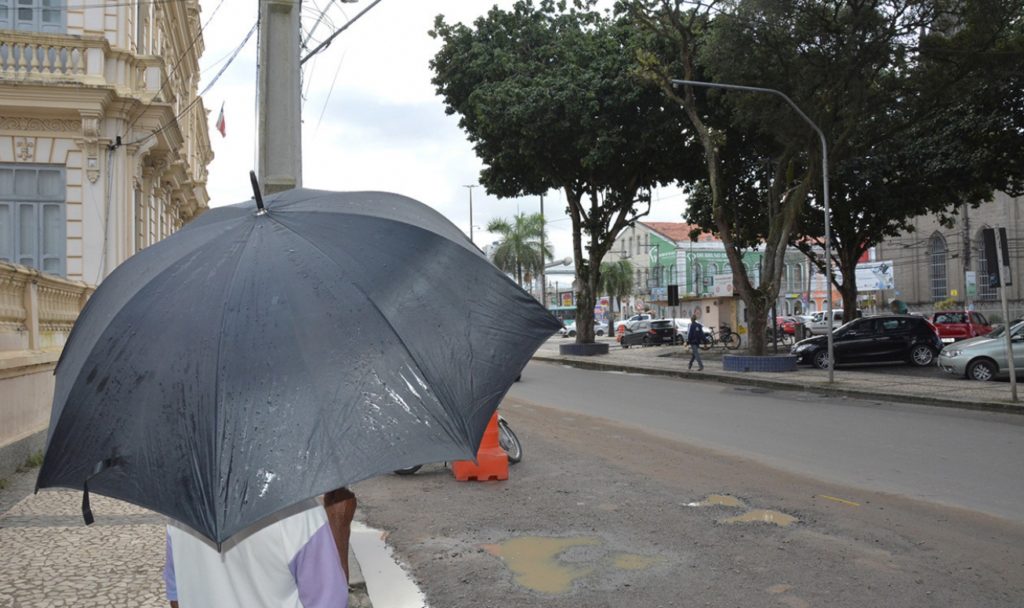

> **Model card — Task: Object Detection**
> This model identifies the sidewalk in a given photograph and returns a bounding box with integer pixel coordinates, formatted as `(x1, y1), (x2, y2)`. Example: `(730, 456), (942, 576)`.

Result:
(534, 337), (1024, 415)
(0, 466), (372, 608)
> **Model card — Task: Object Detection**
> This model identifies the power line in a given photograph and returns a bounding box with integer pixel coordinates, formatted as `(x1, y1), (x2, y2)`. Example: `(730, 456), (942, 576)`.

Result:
(300, 0), (386, 65)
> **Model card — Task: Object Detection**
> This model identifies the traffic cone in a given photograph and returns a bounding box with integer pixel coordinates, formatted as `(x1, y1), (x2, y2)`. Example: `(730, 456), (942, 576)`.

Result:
(452, 412), (508, 481)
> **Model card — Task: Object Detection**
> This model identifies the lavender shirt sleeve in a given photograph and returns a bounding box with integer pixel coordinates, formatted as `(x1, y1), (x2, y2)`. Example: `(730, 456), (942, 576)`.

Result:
(289, 522), (348, 607)
(163, 529), (178, 601)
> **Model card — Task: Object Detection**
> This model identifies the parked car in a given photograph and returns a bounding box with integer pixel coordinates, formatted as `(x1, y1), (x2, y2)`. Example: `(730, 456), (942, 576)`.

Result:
(930, 311), (992, 344)
(671, 318), (713, 344)
(775, 316), (799, 335)
(559, 321), (608, 337)
(621, 319), (677, 348)
(938, 321), (1024, 381)
(805, 309), (846, 335)
(616, 313), (653, 333)
(791, 314), (943, 369)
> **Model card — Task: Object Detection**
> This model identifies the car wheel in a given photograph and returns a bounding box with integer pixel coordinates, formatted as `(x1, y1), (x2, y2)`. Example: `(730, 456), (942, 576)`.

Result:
(596, 329), (605, 336)
(642, 336), (651, 347)
(812, 350), (831, 370)
(909, 344), (935, 367)
(568, 330), (576, 337)
(967, 359), (997, 381)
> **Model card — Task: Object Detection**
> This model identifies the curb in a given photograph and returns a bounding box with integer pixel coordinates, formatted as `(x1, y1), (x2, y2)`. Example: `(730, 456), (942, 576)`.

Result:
(532, 355), (1024, 416)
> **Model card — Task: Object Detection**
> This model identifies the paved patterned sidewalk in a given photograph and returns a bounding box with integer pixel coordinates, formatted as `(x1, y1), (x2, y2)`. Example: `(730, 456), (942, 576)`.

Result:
(0, 467), (371, 607)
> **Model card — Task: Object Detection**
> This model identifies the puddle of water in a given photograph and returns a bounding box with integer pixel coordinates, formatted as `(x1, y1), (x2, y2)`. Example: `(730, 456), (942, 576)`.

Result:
(611, 553), (664, 570)
(482, 536), (600, 594)
(687, 494), (746, 508)
(721, 509), (798, 527)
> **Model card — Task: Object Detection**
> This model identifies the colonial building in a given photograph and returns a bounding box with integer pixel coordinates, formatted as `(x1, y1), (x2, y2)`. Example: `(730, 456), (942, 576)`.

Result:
(875, 192), (1023, 321)
(0, 0), (214, 474)
(605, 222), (825, 326)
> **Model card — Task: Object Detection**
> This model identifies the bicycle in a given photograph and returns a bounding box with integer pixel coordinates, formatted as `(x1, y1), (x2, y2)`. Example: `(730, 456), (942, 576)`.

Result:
(767, 325), (795, 347)
(700, 323), (742, 350)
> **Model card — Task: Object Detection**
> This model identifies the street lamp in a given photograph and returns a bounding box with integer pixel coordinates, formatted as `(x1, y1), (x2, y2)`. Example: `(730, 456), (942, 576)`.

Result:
(671, 78), (835, 382)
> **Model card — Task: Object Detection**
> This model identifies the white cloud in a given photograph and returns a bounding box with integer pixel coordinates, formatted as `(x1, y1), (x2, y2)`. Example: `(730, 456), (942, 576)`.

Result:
(199, 0), (687, 260)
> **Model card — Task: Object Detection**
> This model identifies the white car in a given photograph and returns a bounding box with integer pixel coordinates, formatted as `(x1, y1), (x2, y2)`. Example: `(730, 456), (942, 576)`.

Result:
(559, 321), (608, 337)
(672, 318), (713, 344)
(805, 309), (845, 335)
(615, 313), (653, 333)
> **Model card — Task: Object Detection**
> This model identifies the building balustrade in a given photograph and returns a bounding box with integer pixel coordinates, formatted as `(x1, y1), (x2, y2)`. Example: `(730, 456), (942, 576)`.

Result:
(0, 31), (163, 96)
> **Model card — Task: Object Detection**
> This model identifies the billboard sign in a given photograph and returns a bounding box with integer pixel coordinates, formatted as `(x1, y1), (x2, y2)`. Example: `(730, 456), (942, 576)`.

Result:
(855, 261), (895, 291)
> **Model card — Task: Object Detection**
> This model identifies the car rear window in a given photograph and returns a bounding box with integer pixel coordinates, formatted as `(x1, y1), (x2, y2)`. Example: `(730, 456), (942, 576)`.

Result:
(651, 320), (673, 328)
(934, 312), (967, 323)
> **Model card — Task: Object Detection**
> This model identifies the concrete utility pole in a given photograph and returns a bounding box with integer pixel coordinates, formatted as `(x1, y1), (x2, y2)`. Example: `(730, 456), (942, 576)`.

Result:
(257, 0), (302, 194)
(539, 193), (546, 306)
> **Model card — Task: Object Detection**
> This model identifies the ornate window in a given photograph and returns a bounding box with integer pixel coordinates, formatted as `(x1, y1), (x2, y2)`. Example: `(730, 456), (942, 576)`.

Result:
(975, 228), (997, 300)
(928, 233), (947, 302)
(0, 0), (66, 33)
(0, 163), (66, 275)
(693, 262), (703, 295)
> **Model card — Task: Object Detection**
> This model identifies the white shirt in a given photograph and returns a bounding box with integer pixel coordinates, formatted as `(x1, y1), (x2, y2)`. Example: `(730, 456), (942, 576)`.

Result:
(164, 500), (348, 607)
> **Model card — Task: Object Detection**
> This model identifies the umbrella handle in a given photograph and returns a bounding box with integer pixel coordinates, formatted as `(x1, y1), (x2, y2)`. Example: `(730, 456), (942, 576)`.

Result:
(249, 170), (265, 212)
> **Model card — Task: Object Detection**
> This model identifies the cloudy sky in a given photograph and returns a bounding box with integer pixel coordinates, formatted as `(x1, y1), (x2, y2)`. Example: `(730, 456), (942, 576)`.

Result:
(197, 0), (688, 260)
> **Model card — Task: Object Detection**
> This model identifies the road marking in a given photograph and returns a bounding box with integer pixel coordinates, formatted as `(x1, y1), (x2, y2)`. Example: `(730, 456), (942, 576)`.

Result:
(351, 521), (427, 608)
(817, 494), (860, 507)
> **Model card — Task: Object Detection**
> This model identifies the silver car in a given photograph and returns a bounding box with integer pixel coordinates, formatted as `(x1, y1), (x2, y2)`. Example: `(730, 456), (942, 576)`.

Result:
(938, 321), (1024, 381)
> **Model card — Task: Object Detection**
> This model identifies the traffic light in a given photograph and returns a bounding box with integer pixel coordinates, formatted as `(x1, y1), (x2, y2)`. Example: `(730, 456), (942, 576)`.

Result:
(667, 284), (679, 306)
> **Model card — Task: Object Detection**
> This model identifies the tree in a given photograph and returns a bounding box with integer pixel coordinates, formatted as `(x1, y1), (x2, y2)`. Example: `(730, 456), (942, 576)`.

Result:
(431, 0), (703, 345)
(486, 212), (552, 288)
(628, 0), (1024, 341)
(599, 259), (634, 334)
(624, 0), (815, 355)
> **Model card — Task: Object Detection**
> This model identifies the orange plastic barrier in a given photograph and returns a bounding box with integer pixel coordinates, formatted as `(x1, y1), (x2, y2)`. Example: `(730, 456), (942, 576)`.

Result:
(452, 412), (509, 481)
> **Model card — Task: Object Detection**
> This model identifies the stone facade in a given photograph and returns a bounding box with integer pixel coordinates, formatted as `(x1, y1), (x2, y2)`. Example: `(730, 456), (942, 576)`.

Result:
(875, 192), (1024, 321)
(0, 1), (213, 476)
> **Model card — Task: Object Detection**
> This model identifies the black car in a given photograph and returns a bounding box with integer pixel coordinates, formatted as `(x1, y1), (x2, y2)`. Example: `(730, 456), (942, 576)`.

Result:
(791, 314), (943, 369)
(621, 319), (677, 348)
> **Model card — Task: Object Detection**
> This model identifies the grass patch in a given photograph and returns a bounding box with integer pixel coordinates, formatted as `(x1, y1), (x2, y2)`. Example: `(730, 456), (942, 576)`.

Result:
(15, 450), (43, 473)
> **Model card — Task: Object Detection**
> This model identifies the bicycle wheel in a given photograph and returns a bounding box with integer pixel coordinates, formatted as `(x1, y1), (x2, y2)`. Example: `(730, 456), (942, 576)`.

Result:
(700, 335), (713, 350)
(723, 331), (741, 350)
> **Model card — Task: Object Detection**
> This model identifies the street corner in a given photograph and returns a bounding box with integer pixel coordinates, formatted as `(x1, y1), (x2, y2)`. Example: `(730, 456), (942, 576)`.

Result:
(476, 531), (680, 596)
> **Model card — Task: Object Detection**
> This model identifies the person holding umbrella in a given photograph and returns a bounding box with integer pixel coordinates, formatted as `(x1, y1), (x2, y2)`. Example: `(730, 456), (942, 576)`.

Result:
(163, 498), (348, 607)
(36, 184), (562, 604)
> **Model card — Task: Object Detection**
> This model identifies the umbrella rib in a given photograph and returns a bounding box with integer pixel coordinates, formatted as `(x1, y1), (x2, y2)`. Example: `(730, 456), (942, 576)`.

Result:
(262, 214), (476, 454)
(209, 220), (260, 537)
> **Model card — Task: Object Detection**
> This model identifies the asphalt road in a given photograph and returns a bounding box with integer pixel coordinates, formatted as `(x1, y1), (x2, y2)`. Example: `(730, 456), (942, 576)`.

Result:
(511, 361), (1024, 522)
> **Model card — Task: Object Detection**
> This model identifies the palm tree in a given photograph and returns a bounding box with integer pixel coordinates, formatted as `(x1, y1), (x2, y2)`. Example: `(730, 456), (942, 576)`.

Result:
(599, 259), (633, 335)
(487, 213), (552, 288)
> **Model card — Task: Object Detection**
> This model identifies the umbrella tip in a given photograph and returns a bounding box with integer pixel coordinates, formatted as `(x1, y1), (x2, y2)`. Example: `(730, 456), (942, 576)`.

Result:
(249, 171), (266, 214)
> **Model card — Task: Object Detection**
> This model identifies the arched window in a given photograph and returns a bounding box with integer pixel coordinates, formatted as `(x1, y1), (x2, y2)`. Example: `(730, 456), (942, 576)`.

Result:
(929, 233), (948, 302)
(975, 228), (997, 300)
(693, 263), (703, 295)
(791, 264), (803, 292)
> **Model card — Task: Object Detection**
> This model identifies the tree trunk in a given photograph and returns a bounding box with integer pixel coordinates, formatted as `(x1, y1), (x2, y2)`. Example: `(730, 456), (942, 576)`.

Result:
(746, 298), (769, 354)
(837, 256), (860, 323)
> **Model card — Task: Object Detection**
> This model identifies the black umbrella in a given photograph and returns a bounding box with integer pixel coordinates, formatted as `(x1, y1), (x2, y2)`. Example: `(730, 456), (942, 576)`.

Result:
(36, 186), (561, 544)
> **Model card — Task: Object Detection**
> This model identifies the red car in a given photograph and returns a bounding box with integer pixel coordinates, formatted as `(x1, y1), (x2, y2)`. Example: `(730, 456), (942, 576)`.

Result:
(775, 316), (798, 335)
(930, 311), (992, 344)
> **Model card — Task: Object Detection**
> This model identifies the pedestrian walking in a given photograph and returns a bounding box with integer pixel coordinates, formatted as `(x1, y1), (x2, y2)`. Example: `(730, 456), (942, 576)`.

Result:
(163, 499), (348, 607)
(687, 316), (705, 371)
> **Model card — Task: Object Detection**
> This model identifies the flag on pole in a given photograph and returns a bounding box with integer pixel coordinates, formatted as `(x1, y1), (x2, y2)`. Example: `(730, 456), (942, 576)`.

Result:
(215, 102), (226, 137)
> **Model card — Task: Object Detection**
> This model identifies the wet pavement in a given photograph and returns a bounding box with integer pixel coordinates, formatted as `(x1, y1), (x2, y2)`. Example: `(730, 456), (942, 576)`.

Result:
(1, 336), (1018, 607)
(537, 336), (1023, 413)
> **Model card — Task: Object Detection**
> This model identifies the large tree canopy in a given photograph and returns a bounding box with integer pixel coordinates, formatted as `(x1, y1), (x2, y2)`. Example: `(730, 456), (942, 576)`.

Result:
(431, 0), (703, 344)
(627, 0), (1024, 344)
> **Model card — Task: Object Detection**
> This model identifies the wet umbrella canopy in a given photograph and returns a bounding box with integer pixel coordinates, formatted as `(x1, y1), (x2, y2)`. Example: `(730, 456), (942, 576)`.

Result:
(36, 188), (561, 544)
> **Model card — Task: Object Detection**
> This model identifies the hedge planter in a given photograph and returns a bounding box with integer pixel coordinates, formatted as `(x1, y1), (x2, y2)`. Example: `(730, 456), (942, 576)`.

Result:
(559, 342), (610, 356)
(722, 354), (798, 372)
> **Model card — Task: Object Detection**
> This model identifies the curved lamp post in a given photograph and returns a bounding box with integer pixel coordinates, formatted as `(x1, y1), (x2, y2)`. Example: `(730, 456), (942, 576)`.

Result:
(671, 79), (835, 382)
